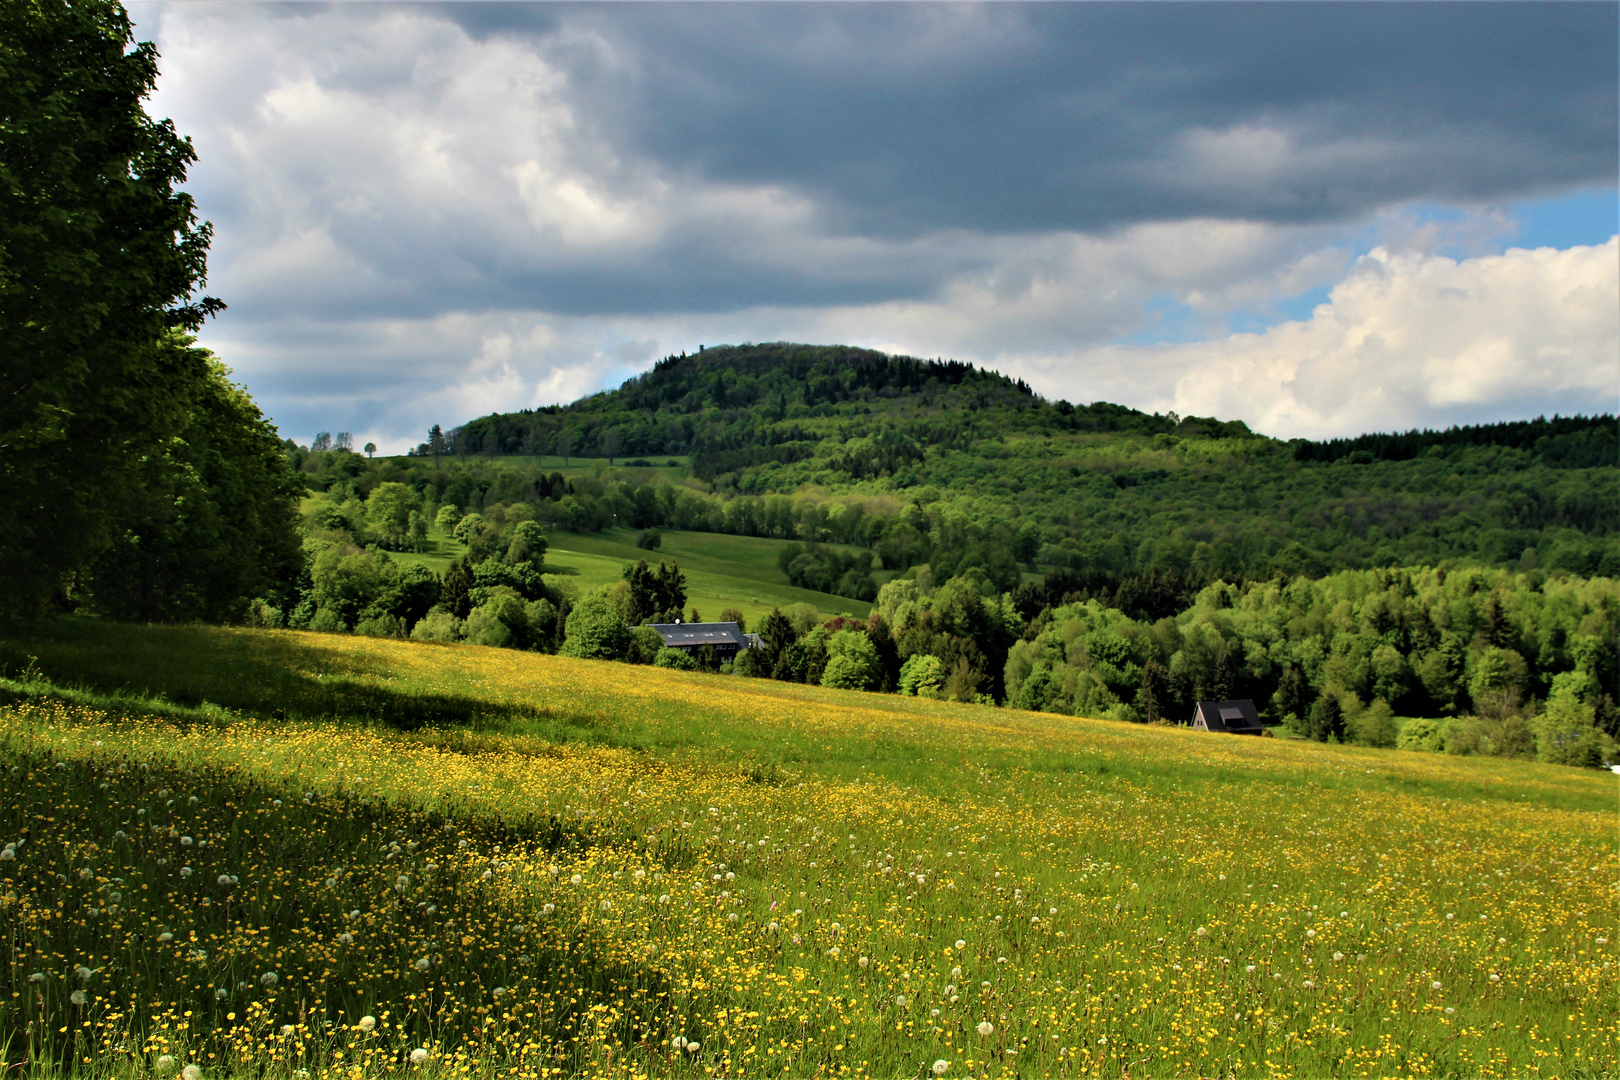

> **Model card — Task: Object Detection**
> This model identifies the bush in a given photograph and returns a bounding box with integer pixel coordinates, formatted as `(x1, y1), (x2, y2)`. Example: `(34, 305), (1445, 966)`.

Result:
(821, 629), (882, 691)
(626, 625), (666, 665)
(559, 590), (630, 660)
(1396, 717), (1445, 752)
(898, 654), (946, 698)
(308, 606), (348, 633)
(733, 647), (770, 678)
(653, 647), (697, 670)
(410, 609), (463, 643)
(1534, 691), (1617, 767)
(636, 529), (662, 550)
(354, 613), (403, 638)
(1347, 699), (1397, 748)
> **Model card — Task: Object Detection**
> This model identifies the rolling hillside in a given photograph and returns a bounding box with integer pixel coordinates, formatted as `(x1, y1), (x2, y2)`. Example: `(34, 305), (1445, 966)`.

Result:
(1, 622), (1613, 1077)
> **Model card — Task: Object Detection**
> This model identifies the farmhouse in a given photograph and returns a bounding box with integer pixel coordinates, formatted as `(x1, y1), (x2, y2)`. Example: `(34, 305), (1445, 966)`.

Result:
(1189, 698), (1266, 735)
(644, 621), (752, 661)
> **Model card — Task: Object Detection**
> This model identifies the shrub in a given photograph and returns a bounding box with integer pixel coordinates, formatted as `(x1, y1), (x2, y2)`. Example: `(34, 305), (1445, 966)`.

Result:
(354, 613), (403, 638)
(897, 654), (945, 697)
(410, 609), (463, 643)
(1396, 717), (1445, 752)
(626, 625), (666, 665)
(636, 529), (662, 550)
(559, 590), (630, 660)
(654, 647), (697, 670)
(821, 630), (881, 691)
(308, 606), (348, 633)
(1534, 691), (1616, 767)
(1347, 698), (1397, 748)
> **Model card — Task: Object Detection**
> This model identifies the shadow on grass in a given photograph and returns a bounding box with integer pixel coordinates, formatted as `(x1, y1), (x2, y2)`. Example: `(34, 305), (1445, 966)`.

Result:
(0, 618), (582, 734)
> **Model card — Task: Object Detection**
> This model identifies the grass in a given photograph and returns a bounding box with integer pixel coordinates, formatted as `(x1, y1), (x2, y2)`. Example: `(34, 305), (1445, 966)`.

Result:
(1, 620), (1615, 1079)
(393, 527), (870, 624)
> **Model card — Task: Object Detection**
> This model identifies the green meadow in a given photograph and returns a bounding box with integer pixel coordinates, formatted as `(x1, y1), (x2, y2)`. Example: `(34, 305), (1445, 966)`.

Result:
(1, 622), (1614, 1080)
(393, 526), (870, 624)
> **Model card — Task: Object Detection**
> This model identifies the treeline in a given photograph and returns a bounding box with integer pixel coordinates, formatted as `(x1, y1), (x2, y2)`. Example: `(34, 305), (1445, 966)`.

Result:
(1293, 414), (1617, 469)
(2, 2), (301, 623)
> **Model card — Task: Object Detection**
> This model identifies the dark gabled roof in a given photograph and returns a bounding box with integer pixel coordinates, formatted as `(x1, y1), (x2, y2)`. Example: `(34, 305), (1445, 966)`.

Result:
(645, 622), (749, 648)
(1191, 699), (1265, 734)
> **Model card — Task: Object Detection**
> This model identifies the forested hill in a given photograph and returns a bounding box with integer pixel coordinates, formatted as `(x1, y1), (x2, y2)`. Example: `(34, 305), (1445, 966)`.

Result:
(403, 343), (1618, 582)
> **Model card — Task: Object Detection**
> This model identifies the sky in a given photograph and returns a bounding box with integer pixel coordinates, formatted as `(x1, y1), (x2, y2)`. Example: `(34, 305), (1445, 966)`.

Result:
(129, 1), (1620, 452)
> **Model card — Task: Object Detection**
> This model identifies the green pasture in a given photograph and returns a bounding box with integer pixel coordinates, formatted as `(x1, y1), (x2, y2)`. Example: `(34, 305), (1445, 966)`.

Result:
(393, 526), (869, 624)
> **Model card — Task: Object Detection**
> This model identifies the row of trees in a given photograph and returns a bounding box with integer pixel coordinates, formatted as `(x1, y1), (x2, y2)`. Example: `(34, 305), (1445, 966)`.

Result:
(2, 0), (301, 622)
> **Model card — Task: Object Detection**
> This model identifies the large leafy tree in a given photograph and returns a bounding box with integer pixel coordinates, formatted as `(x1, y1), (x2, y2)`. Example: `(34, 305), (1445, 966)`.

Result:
(1, 0), (225, 616)
(80, 340), (304, 622)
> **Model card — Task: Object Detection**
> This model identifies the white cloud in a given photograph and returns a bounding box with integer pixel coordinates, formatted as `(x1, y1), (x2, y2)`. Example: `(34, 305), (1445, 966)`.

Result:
(1081, 238), (1619, 437)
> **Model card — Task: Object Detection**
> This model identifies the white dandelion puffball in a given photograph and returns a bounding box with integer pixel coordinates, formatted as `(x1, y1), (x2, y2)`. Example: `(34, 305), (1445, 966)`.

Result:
(671, 1036), (687, 1050)
(158, 932), (173, 942)
(570, 874), (583, 885)
(415, 958), (430, 972)
(1305, 929), (1315, 938)
(181, 1066), (201, 1080)
(410, 1049), (429, 1065)
(75, 965), (93, 980)
(1097, 1036), (1107, 1045)
(1302, 979), (1315, 989)
(337, 933), (354, 945)
(260, 972), (278, 988)
(894, 994), (908, 1008)
(1196, 926), (1207, 937)
(180, 836), (192, 846)
(155, 1055), (176, 1073)
(977, 1021), (994, 1037)
(358, 1016), (377, 1032)
(933, 1061), (950, 1076)
(279, 1025), (296, 1037)
(1339, 911), (1349, 918)
(1333, 952), (1345, 962)
(955, 939), (966, 950)
(1245, 965), (1257, 973)
(951, 966), (962, 978)
(70, 990), (87, 1005)
(1431, 981), (1442, 990)
(543, 903), (556, 914)
(858, 956), (869, 968)
(686, 1041), (701, 1053)
(179, 867), (192, 879)
(1489, 974), (1501, 983)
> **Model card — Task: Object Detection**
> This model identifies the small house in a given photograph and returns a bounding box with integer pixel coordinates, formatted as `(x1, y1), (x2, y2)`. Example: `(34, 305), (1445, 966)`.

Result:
(1189, 699), (1265, 735)
(644, 621), (752, 661)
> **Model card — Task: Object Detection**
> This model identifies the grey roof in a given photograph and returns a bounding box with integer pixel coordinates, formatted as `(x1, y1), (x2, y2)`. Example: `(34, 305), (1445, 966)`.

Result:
(645, 622), (749, 648)
(1190, 699), (1264, 734)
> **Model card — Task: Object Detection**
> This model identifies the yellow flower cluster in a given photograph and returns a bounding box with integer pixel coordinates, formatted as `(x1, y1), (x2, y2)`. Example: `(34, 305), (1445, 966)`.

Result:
(1, 636), (1615, 1079)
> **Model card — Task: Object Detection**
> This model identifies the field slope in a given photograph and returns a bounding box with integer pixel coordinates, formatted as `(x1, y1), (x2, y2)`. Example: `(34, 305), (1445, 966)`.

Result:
(1, 622), (1615, 1079)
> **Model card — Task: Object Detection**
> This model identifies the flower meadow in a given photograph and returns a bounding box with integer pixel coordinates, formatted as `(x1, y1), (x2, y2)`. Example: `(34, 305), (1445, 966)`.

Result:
(1, 628), (1616, 1079)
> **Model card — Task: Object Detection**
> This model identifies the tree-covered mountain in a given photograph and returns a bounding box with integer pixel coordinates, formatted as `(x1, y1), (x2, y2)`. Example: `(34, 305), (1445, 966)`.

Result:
(406, 343), (1617, 582)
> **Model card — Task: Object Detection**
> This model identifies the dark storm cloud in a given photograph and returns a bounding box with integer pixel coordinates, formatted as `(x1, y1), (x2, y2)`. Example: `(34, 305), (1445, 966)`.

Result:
(448, 1), (1618, 237)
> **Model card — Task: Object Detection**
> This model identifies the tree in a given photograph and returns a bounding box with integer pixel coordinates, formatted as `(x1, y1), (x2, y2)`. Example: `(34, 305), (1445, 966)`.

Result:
(1136, 659), (1171, 723)
(898, 654), (945, 697)
(1304, 692), (1345, 742)
(427, 424), (447, 464)
(440, 557), (474, 620)
(335, 432), (353, 452)
(2, 0), (226, 616)
(821, 629), (881, 690)
(719, 607), (746, 631)
(364, 442), (377, 458)
(559, 589), (630, 660)
(557, 427), (576, 466)
(81, 345), (303, 622)
(312, 432), (333, 452)
(365, 482), (421, 549)
(623, 559), (687, 625)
